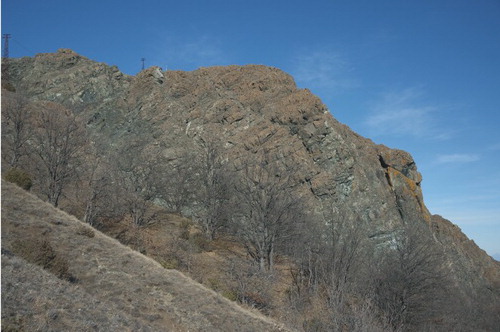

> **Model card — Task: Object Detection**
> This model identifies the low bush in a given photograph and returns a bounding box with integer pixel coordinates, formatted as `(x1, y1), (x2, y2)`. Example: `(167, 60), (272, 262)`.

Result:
(2, 81), (16, 92)
(11, 238), (75, 282)
(239, 292), (269, 311)
(159, 256), (180, 269)
(221, 289), (238, 302)
(207, 277), (222, 291)
(189, 232), (211, 252)
(179, 220), (191, 240)
(4, 168), (33, 190)
(76, 225), (95, 238)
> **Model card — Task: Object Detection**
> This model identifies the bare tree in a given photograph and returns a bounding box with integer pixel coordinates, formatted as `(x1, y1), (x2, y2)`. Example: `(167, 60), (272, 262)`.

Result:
(284, 199), (377, 331)
(81, 154), (113, 226)
(111, 142), (160, 227)
(194, 138), (231, 240)
(320, 207), (367, 309)
(320, 217), (371, 332)
(287, 200), (367, 292)
(157, 151), (198, 214)
(372, 220), (448, 331)
(1, 91), (31, 167)
(29, 101), (86, 207)
(231, 154), (305, 271)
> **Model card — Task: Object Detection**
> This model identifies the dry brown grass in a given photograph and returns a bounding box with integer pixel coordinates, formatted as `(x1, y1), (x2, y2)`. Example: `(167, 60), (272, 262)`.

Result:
(1, 180), (290, 331)
(105, 212), (300, 318)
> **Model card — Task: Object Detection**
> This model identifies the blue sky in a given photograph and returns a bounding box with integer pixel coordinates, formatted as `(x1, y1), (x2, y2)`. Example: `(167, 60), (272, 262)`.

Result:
(2, 0), (500, 258)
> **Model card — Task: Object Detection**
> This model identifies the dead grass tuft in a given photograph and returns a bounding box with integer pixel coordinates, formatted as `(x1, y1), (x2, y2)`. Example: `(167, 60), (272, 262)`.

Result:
(76, 224), (95, 238)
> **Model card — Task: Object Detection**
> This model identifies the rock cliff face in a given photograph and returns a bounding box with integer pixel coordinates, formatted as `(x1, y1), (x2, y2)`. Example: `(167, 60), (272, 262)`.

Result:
(6, 50), (427, 237)
(4, 49), (499, 312)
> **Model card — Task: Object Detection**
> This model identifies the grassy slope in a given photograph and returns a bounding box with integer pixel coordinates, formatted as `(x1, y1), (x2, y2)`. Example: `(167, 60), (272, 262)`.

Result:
(1, 180), (288, 332)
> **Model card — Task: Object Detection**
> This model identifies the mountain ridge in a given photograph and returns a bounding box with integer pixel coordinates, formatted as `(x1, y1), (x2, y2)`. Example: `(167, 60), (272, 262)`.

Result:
(2, 49), (499, 330)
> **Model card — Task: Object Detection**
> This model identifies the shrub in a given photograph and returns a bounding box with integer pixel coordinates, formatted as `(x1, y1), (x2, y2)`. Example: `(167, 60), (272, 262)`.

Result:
(159, 256), (180, 269)
(76, 225), (95, 238)
(207, 277), (222, 291)
(222, 290), (238, 302)
(189, 232), (210, 252)
(239, 292), (269, 311)
(179, 220), (191, 240)
(303, 318), (326, 332)
(4, 168), (33, 190)
(2, 81), (16, 92)
(11, 238), (74, 281)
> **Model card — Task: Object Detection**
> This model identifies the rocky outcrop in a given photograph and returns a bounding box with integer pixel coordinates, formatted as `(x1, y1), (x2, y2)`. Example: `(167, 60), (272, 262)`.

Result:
(4, 49), (499, 312)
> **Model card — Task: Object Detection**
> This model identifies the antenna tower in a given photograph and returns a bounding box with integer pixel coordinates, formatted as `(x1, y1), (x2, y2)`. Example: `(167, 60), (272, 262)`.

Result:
(3, 34), (11, 59)
(141, 58), (145, 70)
(2, 34), (11, 81)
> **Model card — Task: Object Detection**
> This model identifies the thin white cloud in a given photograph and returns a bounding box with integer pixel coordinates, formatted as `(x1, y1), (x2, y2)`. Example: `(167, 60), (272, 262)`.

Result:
(364, 87), (451, 139)
(291, 50), (358, 93)
(488, 142), (500, 151)
(427, 191), (500, 255)
(435, 153), (480, 164)
(176, 36), (226, 67)
(433, 208), (499, 226)
(449, 215), (500, 256)
(366, 106), (435, 137)
(153, 34), (228, 70)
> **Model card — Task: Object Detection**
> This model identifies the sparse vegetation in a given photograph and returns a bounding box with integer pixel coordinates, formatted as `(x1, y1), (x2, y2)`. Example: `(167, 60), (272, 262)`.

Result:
(2, 181), (286, 331)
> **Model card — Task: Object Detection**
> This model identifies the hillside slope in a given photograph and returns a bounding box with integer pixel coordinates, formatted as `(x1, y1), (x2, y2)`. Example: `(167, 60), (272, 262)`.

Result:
(1, 180), (288, 332)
